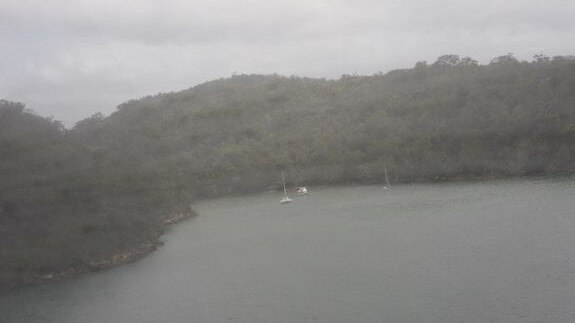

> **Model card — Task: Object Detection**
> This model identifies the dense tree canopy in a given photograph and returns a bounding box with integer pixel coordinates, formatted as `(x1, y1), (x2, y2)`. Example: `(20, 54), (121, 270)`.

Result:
(74, 54), (575, 193)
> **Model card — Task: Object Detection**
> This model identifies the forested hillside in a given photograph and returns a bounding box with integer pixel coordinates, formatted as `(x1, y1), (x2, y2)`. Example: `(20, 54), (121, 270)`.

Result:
(0, 101), (194, 289)
(75, 54), (575, 196)
(2, 54), (574, 289)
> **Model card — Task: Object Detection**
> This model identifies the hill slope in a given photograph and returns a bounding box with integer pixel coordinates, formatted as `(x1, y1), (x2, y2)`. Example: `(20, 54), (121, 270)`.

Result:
(75, 54), (575, 196)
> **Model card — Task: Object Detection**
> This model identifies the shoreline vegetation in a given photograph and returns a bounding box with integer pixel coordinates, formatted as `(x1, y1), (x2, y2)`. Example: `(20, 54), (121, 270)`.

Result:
(2, 54), (575, 291)
(0, 210), (197, 291)
(41, 210), (198, 283)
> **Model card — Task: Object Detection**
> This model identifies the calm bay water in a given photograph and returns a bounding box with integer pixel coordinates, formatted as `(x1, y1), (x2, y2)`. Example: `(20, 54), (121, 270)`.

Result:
(2, 177), (575, 322)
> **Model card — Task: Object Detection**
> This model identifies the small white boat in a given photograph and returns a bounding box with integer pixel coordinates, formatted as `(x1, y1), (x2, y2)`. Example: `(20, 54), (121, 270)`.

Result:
(280, 171), (293, 204)
(295, 187), (309, 196)
(280, 196), (293, 204)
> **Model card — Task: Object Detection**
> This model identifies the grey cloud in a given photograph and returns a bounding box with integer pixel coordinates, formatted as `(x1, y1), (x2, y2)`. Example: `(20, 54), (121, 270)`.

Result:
(1, 0), (574, 126)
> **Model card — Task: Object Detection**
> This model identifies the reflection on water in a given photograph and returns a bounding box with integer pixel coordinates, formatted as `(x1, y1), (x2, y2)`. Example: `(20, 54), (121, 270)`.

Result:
(2, 177), (575, 323)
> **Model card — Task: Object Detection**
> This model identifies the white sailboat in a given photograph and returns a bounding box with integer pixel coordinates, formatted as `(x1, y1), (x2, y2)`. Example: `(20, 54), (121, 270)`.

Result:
(383, 163), (391, 189)
(280, 171), (293, 204)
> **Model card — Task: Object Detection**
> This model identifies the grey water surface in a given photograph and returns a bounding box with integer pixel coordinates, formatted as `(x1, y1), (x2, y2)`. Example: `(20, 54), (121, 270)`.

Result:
(2, 177), (575, 323)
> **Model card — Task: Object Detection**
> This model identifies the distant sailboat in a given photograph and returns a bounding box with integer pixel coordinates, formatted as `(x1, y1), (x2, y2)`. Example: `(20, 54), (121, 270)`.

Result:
(383, 163), (391, 189)
(280, 171), (293, 204)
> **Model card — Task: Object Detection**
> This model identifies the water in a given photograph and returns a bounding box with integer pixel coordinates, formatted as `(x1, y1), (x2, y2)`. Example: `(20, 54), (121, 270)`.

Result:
(2, 177), (575, 322)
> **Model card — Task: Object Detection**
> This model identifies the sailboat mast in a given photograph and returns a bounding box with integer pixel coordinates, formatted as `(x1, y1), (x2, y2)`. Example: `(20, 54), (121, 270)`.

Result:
(383, 163), (391, 187)
(282, 170), (288, 197)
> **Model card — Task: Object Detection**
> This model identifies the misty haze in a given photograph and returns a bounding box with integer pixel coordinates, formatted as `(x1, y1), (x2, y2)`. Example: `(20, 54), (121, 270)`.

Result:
(2, 1), (575, 322)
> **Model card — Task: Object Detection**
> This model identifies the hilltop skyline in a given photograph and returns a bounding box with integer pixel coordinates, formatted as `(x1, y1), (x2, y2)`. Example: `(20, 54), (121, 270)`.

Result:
(2, 0), (574, 126)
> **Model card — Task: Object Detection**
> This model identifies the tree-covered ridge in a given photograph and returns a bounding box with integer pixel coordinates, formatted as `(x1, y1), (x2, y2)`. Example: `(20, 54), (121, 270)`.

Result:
(0, 102), (193, 289)
(1, 54), (574, 289)
(75, 54), (575, 195)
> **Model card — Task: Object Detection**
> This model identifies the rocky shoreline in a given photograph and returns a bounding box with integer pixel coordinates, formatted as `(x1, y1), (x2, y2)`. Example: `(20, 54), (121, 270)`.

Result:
(1, 209), (198, 292)
(22, 244), (158, 286)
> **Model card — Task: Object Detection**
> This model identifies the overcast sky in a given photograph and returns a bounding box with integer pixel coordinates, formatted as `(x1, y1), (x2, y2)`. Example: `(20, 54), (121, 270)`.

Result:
(1, 0), (574, 126)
